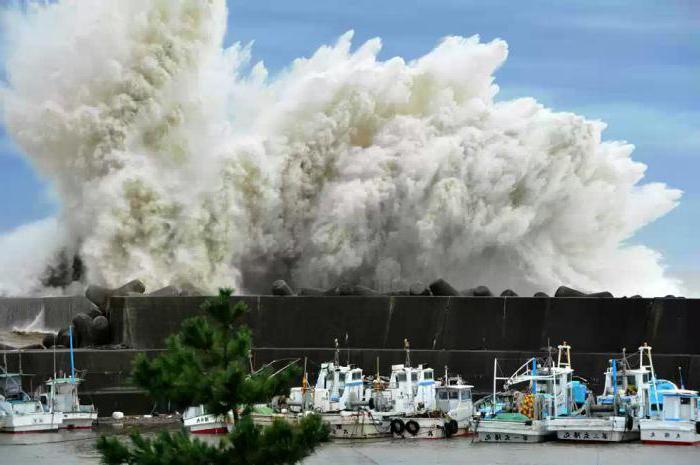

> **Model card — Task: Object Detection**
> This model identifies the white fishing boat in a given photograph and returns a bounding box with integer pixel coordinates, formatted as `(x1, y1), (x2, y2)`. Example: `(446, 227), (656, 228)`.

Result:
(640, 386), (700, 445)
(377, 341), (474, 439)
(549, 343), (663, 442)
(40, 377), (97, 429)
(474, 342), (577, 443)
(0, 370), (62, 433)
(183, 405), (234, 434)
(252, 341), (387, 439)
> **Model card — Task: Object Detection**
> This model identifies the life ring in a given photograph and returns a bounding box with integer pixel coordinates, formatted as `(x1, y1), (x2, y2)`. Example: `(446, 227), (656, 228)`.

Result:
(405, 420), (420, 436)
(390, 418), (405, 435)
(444, 419), (458, 437)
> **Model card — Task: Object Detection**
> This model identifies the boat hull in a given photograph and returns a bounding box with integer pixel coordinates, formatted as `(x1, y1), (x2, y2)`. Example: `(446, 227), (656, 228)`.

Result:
(475, 419), (553, 443)
(549, 417), (639, 442)
(0, 413), (62, 433)
(386, 417), (470, 440)
(184, 414), (231, 434)
(61, 411), (98, 429)
(251, 411), (389, 439)
(640, 420), (700, 445)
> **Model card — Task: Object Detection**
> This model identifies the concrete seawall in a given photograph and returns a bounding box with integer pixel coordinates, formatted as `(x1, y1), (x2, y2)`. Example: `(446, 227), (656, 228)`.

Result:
(110, 295), (699, 354)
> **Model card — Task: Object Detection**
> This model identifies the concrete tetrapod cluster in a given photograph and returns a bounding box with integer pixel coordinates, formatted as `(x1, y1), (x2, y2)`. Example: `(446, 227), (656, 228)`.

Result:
(270, 278), (620, 299)
(40, 280), (204, 349)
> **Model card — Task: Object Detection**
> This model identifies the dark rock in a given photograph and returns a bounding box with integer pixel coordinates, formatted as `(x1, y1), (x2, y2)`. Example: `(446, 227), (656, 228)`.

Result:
(178, 282), (204, 296)
(271, 280), (295, 296)
(71, 313), (93, 347)
(19, 343), (44, 350)
(42, 333), (59, 348)
(587, 291), (614, 298)
(298, 287), (325, 296)
(409, 282), (432, 296)
(500, 289), (518, 297)
(56, 328), (71, 347)
(533, 292), (549, 297)
(665, 295), (676, 299)
(149, 285), (181, 297)
(473, 285), (493, 297)
(429, 278), (460, 297)
(325, 282), (352, 296)
(555, 286), (586, 297)
(353, 285), (380, 296)
(324, 283), (380, 296)
(86, 279), (146, 311)
(87, 305), (103, 319)
(90, 316), (111, 346)
(85, 285), (112, 310)
(0, 343), (16, 350)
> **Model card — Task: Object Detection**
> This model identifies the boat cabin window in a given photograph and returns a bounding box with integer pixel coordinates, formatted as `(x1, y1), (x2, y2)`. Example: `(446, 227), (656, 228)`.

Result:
(460, 390), (471, 401)
(438, 391), (448, 400)
(449, 390), (459, 400)
(423, 370), (433, 380)
(681, 397), (691, 405)
(411, 373), (418, 382)
(396, 373), (407, 382)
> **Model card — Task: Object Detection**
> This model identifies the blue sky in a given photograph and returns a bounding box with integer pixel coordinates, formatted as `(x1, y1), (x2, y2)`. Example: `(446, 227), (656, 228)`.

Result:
(1, 0), (699, 289)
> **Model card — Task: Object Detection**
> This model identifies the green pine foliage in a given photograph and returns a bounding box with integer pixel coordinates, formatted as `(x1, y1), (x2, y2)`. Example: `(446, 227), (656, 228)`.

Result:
(97, 288), (329, 465)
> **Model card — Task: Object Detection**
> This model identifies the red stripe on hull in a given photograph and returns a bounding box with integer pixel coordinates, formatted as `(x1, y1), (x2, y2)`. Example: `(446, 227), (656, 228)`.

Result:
(63, 425), (95, 430)
(190, 427), (228, 434)
(642, 440), (700, 446)
(1, 429), (58, 434)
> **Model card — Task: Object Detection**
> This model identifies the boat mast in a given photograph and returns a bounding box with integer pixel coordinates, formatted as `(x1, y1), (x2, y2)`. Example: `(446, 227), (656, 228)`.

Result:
(68, 325), (76, 383)
(492, 358), (497, 415)
(404, 339), (411, 367)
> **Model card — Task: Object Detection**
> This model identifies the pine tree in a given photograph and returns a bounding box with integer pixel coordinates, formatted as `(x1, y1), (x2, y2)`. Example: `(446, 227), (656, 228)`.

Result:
(97, 288), (329, 465)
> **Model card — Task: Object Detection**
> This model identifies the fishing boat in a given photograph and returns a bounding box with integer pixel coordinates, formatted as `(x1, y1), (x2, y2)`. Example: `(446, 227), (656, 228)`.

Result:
(549, 343), (664, 442)
(377, 341), (474, 439)
(474, 342), (578, 443)
(0, 369), (62, 433)
(640, 367), (700, 445)
(182, 405), (234, 434)
(34, 324), (98, 429)
(40, 376), (97, 429)
(251, 340), (386, 439)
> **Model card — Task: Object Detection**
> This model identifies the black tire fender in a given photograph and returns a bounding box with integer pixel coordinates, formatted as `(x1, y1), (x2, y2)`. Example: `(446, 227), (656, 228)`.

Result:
(390, 418), (405, 435)
(405, 420), (420, 436)
(625, 414), (634, 431)
(448, 419), (458, 436)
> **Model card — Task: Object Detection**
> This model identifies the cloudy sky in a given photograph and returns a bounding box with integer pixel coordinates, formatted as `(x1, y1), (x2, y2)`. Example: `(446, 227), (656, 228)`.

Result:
(1, 0), (698, 291)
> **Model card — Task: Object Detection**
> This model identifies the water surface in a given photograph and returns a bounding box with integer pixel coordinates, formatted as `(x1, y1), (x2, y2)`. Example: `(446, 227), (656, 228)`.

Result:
(1, 429), (699, 465)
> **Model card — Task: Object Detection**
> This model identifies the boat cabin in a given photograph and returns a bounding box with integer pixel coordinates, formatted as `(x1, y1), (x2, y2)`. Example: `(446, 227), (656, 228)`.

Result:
(657, 390), (699, 422)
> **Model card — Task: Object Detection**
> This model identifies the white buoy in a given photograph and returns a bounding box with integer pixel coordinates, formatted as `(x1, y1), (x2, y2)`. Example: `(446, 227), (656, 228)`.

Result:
(112, 411), (125, 420)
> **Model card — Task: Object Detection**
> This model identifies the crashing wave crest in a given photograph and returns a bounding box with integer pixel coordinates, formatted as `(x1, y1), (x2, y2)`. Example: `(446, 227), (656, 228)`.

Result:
(0, 0), (682, 296)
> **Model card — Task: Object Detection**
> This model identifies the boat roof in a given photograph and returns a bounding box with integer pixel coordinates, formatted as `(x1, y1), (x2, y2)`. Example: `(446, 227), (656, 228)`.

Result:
(45, 377), (83, 385)
(658, 389), (698, 397)
(436, 384), (474, 390)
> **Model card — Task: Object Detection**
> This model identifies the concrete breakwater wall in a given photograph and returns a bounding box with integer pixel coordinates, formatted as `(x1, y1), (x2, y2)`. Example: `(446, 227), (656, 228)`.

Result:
(110, 295), (699, 354)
